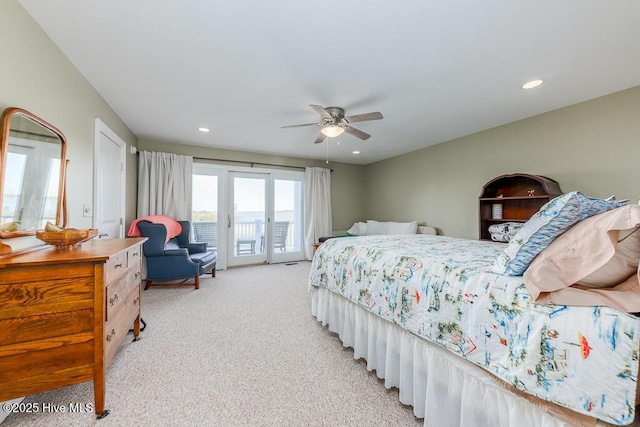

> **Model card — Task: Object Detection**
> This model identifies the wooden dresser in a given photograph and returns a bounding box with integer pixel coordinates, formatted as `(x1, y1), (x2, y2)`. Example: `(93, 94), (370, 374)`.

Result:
(0, 238), (146, 419)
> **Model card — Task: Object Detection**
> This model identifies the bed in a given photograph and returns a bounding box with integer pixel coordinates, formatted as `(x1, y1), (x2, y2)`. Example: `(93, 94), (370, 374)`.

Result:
(308, 199), (640, 426)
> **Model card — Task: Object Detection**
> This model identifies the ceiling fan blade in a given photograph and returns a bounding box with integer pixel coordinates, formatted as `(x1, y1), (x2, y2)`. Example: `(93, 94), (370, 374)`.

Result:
(343, 112), (383, 124)
(281, 122), (319, 129)
(309, 104), (333, 120)
(313, 132), (326, 144)
(343, 125), (371, 140)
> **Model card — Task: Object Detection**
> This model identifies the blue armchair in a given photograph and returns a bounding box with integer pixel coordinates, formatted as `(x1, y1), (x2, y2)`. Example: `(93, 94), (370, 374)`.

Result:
(137, 220), (217, 290)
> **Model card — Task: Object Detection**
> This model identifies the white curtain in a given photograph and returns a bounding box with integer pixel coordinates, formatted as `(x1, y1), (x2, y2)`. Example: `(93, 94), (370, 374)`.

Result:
(304, 167), (332, 260)
(137, 151), (193, 220)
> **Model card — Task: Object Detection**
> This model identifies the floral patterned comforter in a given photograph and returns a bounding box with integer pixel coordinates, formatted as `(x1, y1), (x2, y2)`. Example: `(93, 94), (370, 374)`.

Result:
(308, 234), (640, 425)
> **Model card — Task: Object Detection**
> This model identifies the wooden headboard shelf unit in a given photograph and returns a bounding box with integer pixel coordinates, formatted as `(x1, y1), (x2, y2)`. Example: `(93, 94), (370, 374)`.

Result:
(479, 173), (563, 241)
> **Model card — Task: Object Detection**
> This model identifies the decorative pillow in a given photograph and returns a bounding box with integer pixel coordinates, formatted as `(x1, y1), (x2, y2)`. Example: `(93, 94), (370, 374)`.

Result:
(366, 220), (389, 235)
(491, 192), (627, 276)
(488, 222), (523, 243)
(523, 205), (640, 302)
(387, 221), (418, 234)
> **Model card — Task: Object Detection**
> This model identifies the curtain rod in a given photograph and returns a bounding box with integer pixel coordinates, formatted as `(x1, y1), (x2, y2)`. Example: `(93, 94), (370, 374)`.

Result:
(193, 156), (307, 171)
(136, 150), (332, 171)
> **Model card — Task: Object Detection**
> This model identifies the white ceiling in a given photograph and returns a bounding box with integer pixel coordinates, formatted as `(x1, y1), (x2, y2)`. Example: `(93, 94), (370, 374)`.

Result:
(19, 1), (640, 165)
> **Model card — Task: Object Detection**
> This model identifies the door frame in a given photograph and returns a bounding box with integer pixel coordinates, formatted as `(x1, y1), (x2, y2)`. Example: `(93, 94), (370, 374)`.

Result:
(93, 118), (126, 238)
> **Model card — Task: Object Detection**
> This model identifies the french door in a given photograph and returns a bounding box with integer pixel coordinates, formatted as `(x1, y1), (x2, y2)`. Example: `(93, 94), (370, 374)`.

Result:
(227, 172), (268, 267)
(269, 172), (304, 264)
(192, 165), (305, 269)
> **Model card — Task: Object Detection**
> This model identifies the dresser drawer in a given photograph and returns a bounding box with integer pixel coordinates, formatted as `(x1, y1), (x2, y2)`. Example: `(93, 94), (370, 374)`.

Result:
(128, 244), (142, 267)
(0, 308), (93, 347)
(105, 267), (141, 321)
(104, 286), (140, 365)
(104, 251), (128, 284)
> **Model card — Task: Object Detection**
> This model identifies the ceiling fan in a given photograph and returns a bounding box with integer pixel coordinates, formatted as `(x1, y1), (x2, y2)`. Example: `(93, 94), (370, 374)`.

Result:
(282, 104), (383, 144)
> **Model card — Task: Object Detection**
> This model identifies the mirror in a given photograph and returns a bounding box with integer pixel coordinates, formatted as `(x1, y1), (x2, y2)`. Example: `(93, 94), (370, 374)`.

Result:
(0, 107), (67, 241)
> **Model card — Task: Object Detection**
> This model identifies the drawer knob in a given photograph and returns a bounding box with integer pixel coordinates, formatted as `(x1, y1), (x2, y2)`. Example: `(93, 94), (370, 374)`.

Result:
(106, 329), (116, 342)
(134, 296), (140, 305)
(134, 271), (141, 279)
(109, 293), (119, 306)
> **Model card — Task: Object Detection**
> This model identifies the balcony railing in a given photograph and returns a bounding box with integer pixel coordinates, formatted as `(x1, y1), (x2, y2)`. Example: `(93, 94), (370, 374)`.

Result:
(191, 220), (296, 253)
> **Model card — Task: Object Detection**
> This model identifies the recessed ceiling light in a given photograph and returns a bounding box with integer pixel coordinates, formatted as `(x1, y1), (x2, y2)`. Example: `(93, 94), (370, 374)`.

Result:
(198, 127), (210, 133)
(353, 151), (360, 155)
(522, 79), (544, 90)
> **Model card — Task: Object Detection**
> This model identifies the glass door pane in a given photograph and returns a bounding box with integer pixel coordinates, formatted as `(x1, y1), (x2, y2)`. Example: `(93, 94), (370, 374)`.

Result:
(270, 173), (305, 263)
(191, 173), (219, 253)
(228, 173), (268, 267)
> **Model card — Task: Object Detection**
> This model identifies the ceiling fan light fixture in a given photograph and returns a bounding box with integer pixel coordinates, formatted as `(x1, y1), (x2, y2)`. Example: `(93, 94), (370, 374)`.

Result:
(321, 125), (345, 138)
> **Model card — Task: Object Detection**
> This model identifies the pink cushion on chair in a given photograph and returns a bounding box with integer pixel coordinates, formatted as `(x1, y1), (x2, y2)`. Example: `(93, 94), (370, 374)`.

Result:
(127, 215), (182, 242)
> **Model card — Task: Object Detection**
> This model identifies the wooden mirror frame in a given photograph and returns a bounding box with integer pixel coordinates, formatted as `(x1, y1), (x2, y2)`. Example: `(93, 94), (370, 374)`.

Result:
(0, 107), (68, 246)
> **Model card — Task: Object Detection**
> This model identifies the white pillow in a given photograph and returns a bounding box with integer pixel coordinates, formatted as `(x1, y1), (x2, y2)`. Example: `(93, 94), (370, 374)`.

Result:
(358, 222), (367, 235)
(346, 222), (369, 235)
(366, 220), (388, 235)
(388, 221), (418, 234)
(347, 222), (359, 235)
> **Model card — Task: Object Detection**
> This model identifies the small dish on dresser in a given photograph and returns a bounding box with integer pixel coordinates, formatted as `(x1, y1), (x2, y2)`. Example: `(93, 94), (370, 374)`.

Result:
(36, 228), (98, 250)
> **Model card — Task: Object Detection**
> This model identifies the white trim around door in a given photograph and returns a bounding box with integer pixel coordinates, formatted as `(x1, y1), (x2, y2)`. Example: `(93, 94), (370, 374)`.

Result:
(93, 118), (126, 239)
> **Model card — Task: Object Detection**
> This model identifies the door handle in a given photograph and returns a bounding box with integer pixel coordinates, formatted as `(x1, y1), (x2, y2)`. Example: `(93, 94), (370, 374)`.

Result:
(227, 215), (231, 228)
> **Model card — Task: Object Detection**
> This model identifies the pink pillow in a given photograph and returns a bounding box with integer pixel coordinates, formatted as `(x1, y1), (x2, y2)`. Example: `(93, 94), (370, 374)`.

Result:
(523, 204), (640, 310)
(576, 227), (640, 288)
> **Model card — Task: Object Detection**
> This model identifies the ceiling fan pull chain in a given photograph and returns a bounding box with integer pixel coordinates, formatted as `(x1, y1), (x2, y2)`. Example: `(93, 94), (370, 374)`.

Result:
(326, 137), (329, 164)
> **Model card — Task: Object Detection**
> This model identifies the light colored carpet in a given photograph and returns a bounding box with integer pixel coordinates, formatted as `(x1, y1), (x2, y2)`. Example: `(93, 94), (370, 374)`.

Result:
(3, 262), (422, 427)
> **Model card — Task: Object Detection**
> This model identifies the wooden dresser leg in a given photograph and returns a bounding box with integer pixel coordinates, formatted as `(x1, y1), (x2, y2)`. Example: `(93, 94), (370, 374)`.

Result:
(132, 314), (141, 342)
(96, 409), (110, 419)
(94, 366), (108, 419)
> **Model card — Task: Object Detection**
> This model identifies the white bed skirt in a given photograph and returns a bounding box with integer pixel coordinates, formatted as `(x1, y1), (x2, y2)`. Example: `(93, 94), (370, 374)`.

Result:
(311, 287), (616, 427)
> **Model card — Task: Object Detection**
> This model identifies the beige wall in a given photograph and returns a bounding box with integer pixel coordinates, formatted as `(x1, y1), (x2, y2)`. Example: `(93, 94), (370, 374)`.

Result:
(138, 139), (366, 231)
(364, 85), (640, 239)
(0, 1), (139, 230)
